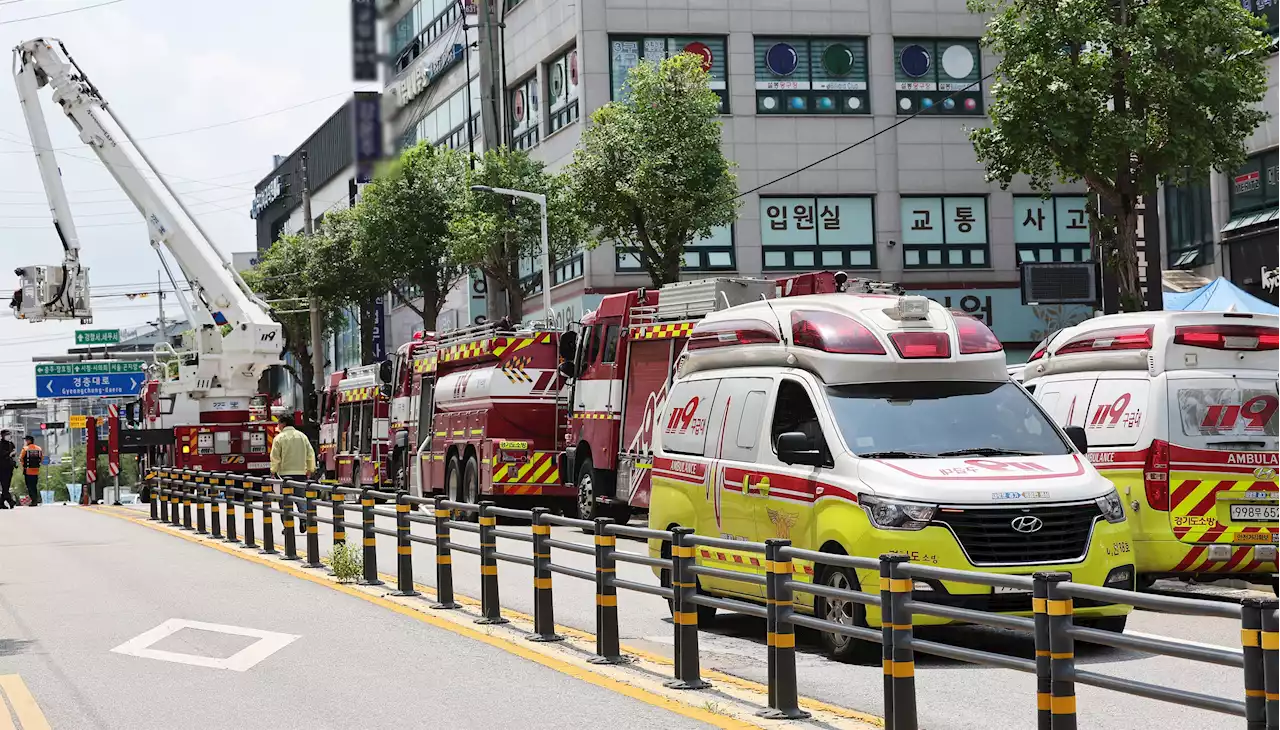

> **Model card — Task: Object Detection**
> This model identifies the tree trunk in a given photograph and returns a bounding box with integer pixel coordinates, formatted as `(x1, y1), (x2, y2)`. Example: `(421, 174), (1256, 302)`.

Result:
(661, 247), (682, 287)
(485, 273), (506, 322)
(359, 298), (376, 364)
(1113, 200), (1144, 312)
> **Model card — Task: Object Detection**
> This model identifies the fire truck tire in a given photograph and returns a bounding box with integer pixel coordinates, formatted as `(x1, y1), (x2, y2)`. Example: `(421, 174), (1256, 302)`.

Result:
(445, 455), (463, 514)
(575, 457), (629, 528)
(814, 560), (876, 663)
(463, 455), (481, 517)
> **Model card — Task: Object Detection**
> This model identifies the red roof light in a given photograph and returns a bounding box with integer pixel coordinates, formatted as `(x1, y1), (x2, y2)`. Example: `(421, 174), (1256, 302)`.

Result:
(955, 315), (1003, 354)
(1055, 326), (1153, 356)
(688, 319), (781, 351)
(791, 310), (886, 355)
(1173, 324), (1278, 351)
(889, 331), (952, 359)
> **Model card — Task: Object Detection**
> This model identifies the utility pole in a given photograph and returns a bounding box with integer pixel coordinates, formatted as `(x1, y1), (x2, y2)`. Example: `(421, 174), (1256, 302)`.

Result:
(1143, 188), (1164, 311)
(302, 150), (324, 425)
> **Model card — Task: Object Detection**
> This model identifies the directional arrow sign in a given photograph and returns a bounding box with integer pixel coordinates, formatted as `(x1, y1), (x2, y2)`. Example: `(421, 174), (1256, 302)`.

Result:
(35, 373), (143, 399)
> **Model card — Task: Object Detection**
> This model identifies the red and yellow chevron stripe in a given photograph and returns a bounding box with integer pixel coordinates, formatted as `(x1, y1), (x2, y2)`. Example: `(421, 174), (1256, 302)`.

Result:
(1170, 477), (1277, 543)
(696, 549), (818, 575)
(1171, 541), (1278, 574)
(630, 322), (695, 340)
(340, 386), (378, 403)
(413, 352), (438, 373)
(572, 411), (620, 420)
(491, 451), (560, 487)
(438, 333), (555, 364)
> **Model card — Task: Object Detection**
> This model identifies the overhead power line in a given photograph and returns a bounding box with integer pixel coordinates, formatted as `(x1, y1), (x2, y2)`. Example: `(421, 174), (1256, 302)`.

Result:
(0, 0), (126, 25)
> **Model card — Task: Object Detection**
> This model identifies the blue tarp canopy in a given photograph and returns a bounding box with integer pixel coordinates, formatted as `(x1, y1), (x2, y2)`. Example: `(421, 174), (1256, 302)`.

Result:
(1163, 277), (1278, 314)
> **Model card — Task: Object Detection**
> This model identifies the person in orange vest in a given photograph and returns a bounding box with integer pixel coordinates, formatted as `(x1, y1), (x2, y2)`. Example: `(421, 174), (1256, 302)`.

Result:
(18, 436), (42, 507)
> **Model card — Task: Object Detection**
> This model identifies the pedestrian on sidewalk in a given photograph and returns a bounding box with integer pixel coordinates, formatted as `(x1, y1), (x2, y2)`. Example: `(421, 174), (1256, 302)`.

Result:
(270, 414), (315, 535)
(0, 430), (17, 509)
(18, 436), (42, 507)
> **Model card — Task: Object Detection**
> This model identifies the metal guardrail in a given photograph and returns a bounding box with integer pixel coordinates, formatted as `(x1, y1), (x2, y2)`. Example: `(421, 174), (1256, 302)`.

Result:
(148, 469), (1280, 729)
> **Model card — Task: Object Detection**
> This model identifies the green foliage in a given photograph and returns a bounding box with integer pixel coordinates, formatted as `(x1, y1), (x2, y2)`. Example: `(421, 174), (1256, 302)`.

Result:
(9, 450), (139, 502)
(307, 207), (390, 363)
(357, 142), (469, 329)
(968, 0), (1272, 309)
(567, 52), (738, 287)
(326, 540), (363, 582)
(449, 148), (585, 321)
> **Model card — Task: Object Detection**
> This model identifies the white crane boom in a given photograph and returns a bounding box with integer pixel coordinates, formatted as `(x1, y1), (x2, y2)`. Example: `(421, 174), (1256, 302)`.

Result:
(11, 38), (282, 418)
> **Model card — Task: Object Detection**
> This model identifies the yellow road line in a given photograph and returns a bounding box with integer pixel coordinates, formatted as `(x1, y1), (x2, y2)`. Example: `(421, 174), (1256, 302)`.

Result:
(90, 508), (757, 730)
(0, 692), (14, 730)
(0, 676), (50, 730)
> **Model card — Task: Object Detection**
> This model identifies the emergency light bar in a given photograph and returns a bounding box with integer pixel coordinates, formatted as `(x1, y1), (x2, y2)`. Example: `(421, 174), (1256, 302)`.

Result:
(1055, 325), (1153, 356)
(791, 310), (886, 355)
(687, 319), (781, 350)
(895, 295), (931, 320)
(955, 316), (1003, 355)
(1172, 324), (1278, 351)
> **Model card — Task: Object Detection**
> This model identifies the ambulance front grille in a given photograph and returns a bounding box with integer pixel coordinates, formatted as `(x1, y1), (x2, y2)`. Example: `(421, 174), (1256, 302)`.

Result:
(935, 503), (1101, 566)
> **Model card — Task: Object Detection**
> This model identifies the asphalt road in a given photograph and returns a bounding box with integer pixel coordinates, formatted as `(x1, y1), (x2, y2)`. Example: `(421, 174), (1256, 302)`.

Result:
(0, 505), (716, 730)
(177, 495), (1266, 730)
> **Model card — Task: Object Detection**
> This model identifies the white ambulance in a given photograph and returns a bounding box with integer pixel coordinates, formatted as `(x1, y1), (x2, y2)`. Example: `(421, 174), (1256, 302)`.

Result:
(1021, 311), (1279, 589)
(646, 292), (1135, 661)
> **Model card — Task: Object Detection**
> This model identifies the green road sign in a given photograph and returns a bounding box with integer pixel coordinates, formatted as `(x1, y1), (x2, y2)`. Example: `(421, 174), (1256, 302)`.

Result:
(75, 329), (120, 345)
(35, 361), (144, 376)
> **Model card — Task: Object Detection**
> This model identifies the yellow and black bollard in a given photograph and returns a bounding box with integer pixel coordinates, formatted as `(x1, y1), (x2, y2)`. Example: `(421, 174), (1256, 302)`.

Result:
(241, 480), (257, 550)
(431, 496), (458, 609)
(879, 555), (896, 728)
(665, 527), (708, 690)
(331, 489), (346, 546)
(158, 478), (169, 522)
(181, 480), (194, 531)
(475, 502), (507, 624)
(223, 481), (237, 543)
(302, 486), (322, 569)
(589, 517), (625, 664)
(390, 492), (420, 596)
(1044, 572), (1077, 730)
(1243, 597), (1267, 729)
(359, 489), (383, 586)
(209, 478), (222, 539)
(886, 555), (917, 730)
(761, 539), (808, 719)
(279, 481), (299, 561)
(169, 480), (181, 527)
(148, 474), (160, 521)
(259, 485), (277, 555)
(1033, 574), (1053, 730)
(194, 480), (207, 535)
(1261, 599), (1279, 728)
(528, 508), (562, 641)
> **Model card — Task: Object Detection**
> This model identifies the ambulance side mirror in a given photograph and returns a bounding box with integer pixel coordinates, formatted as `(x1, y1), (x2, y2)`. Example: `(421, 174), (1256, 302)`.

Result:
(1063, 425), (1089, 454)
(776, 432), (825, 466)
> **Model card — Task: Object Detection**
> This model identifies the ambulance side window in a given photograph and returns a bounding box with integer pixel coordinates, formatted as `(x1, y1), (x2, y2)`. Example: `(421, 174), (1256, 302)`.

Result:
(737, 391), (767, 449)
(709, 378), (771, 463)
(662, 379), (721, 457)
(770, 379), (831, 465)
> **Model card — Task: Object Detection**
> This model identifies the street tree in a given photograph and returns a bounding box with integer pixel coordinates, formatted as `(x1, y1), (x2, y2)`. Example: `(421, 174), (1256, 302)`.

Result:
(357, 141), (468, 329)
(306, 206), (389, 364)
(968, 0), (1272, 311)
(567, 52), (737, 287)
(449, 147), (585, 322)
(243, 232), (345, 425)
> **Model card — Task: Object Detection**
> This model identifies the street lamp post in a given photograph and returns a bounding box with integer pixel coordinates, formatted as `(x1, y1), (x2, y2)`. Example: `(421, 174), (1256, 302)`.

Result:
(470, 185), (552, 327)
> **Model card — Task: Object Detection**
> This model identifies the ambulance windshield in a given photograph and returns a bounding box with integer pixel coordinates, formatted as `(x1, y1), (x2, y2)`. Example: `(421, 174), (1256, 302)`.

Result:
(825, 381), (1071, 458)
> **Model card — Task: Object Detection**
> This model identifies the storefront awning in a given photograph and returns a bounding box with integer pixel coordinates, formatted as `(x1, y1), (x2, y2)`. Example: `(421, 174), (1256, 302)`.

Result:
(1221, 206), (1279, 235)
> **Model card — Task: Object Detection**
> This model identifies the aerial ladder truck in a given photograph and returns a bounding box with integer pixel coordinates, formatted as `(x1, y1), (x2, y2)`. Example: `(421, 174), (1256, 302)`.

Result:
(10, 38), (285, 476)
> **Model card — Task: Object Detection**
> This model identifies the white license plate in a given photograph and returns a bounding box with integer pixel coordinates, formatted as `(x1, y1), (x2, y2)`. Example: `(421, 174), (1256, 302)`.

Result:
(248, 461), (270, 470)
(1230, 504), (1278, 522)
(993, 585), (1031, 595)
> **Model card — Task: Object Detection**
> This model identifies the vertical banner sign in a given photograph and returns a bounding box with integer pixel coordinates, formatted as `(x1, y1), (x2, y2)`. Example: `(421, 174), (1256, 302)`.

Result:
(372, 296), (387, 361)
(108, 404), (121, 478)
(351, 0), (379, 82)
(352, 91), (383, 184)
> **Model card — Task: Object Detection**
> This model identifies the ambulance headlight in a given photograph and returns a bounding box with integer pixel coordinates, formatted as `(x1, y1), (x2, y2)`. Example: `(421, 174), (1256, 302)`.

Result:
(861, 495), (936, 530)
(1095, 489), (1127, 523)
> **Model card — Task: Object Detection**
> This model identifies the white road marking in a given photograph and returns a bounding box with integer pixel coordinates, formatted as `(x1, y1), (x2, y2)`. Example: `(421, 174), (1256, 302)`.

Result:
(110, 619), (300, 671)
(1125, 630), (1241, 654)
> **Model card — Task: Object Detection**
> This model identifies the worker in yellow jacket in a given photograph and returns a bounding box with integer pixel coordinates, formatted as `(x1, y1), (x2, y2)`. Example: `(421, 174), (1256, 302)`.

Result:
(270, 414), (315, 535)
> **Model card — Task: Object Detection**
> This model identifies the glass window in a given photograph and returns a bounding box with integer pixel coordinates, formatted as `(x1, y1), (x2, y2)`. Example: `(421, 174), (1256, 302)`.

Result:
(601, 325), (621, 363)
(754, 37), (869, 115)
(509, 74), (540, 150)
(901, 196), (990, 268)
(360, 402), (374, 452)
(1241, 0), (1279, 37)
(1229, 149), (1279, 216)
(1013, 195), (1092, 264)
(616, 225), (736, 272)
(389, 0), (463, 74)
(760, 196), (875, 271)
(825, 381), (1072, 457)
(770, 380), (830, 462)
(893, 38), (983, 115)
(398, 81), (479, 153)
(583, 325), (602, 371)
(1171, 378), (1278, 450)
(547, 47), (581, 135)
(1163, 178), (1214, 268)
(736, 390), (767, 449)
(338, 403), (352, 452)
(609, 35), (729, 113)
(417, 382), (434, 449)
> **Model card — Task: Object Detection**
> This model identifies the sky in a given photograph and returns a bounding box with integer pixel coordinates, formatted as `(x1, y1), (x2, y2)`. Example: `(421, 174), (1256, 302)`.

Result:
(0, 0), (361, 399)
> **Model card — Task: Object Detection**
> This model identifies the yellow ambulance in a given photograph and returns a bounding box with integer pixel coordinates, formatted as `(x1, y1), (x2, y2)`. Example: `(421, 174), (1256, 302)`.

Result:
(1023, 311), (1278, 590)
(647, 291), (1135, 661)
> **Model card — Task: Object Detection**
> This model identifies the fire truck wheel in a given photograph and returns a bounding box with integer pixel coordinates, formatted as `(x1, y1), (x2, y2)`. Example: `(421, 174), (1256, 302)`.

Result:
(814, 561), (876, 663)
(462, 456), (480, 519)
(445, 455), (464, 518)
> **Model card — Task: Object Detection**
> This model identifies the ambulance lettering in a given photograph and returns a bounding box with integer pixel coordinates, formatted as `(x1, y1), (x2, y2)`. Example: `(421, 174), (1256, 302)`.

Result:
(965, 459), (1052, 473)
(1228, 452), (1280, 466)
(665, 395), (707, 436)
(1200, 395), (1279, 433)
(1090, 393), (1142, 430)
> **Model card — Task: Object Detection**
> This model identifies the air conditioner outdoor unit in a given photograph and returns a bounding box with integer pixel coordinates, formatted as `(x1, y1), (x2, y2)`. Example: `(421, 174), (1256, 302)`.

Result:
(1021, 262), (1098, 305)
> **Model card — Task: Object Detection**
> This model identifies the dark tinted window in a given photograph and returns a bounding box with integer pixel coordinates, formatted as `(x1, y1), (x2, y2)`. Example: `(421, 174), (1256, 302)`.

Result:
(826, 381), (1070, 457)
(770, 380), (831, 464)
(602, 325), (621, 363)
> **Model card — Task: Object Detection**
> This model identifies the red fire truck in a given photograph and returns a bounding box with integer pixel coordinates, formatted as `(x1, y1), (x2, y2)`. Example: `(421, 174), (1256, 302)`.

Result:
(561, 272), (893, 521)
(388, 322), (571, 508)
